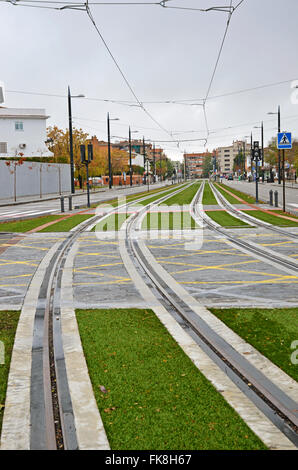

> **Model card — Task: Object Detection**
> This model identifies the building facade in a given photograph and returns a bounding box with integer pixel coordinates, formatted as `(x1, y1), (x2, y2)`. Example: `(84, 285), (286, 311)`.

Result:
(216, 140), (252, 175)
(0, 108), (53, 158)
(183, 152), (211, 178)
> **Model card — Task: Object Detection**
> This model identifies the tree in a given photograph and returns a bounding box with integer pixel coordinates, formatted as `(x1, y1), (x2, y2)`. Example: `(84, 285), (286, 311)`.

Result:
(233, 150), (244, 172)
(201, 155), (213, 178)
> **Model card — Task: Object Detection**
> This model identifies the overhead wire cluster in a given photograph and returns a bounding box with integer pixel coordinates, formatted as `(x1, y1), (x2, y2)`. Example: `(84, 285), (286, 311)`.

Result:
(2, 0), (281, 155)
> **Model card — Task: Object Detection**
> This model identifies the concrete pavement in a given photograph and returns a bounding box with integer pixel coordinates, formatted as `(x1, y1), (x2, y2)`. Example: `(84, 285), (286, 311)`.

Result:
(221, 180), (298, 214)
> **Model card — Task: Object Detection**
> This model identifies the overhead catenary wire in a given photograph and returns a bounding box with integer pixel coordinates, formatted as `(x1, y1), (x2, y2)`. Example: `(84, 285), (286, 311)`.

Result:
(85, 4), (178, 143)
(6, 76), (298, 106)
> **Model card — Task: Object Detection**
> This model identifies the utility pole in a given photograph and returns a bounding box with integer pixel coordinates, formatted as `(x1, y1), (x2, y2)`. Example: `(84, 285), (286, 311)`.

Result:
(143, 137), (146, 185)
(278, 106), (281, 184)
(261, 121), (264, 182)
(129, 126), (132, 187)
(153, 143), (156, 183)
(283, 149), (286, 212)
(160, 150), (162, 182)
(250, 132), (253, 180)
(107, 112), (112, 189)
(68, 86), (75, 194)
(243, 141), (246, 177)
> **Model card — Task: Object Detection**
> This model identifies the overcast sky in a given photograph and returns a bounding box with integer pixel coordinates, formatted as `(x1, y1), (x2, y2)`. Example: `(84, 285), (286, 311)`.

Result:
(1, 0), (298, 160)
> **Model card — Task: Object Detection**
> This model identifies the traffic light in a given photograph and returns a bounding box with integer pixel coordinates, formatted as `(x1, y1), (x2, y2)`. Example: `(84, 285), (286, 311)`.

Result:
(80, 144), (86, 163)
(88, 144), (93, 162)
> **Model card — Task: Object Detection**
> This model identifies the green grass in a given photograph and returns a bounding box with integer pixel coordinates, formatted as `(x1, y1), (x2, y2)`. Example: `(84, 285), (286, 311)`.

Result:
(202, 182), (218, 205)
(93, 213), (130, 231)
(0, 214), (63, 232)
(160, 183), (201, 206)
(214, 183), (243, 204)
(93, 184), (186, 209)
(209, 308), (298, 382)
(76, 308), (266, 450)
(242, 210), (298, 227)
(206, 210), (251, 228)
(39, 214), (94, 232)
(142, 211), (198, 230)
(137, 185), (188, 206)
(272, 210), (298, 221)
(0, 311), (20, 434)
(220, 184), (260, 204)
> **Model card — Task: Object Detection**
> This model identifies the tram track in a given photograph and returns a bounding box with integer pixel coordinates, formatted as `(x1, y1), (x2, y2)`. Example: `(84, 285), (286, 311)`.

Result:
(0, 182), (190, 450)
(210, 180), (298, 240)
(192, 182), (298, 276)
(121, 181), (298, 447)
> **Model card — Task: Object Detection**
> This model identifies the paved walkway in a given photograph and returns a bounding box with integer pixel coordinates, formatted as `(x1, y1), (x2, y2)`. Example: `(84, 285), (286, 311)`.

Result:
(221, 180), (298, 214)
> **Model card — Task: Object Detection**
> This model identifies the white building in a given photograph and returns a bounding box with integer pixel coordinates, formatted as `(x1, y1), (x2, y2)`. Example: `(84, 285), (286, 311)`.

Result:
(0, 107), (53, 158)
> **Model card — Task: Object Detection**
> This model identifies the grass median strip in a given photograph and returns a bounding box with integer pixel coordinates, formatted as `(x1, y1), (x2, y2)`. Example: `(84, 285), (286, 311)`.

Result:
(242, 210), (298, 227)
(160, 183), (201, 206)
(206, 210), (251, 228)
(0, 214), (64, 232)
(209, 308), (298, 382)
(202, 182), (218, 205)
(0, 310), (20, 434)
(93, 213), (130, 231)
(39, 214), (94, 232)
(213, 183), (243, 205)
(142, 211), (198, 230)
(76, 308), (266, 450)
(220, 184), (260, 204)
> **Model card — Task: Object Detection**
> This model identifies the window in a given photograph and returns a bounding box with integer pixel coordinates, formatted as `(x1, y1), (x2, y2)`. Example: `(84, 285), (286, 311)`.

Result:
(0, 142), (7, 153)
(15, 121), (24, 131)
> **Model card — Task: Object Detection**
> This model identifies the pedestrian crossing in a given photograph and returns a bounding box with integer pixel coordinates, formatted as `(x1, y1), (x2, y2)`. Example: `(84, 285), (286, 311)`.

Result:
(0, 208), (56, 221)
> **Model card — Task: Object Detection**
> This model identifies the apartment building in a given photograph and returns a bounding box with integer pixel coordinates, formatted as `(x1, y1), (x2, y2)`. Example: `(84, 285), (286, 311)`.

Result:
(216, 140), (252, 174)
(183, 152), (211, 178)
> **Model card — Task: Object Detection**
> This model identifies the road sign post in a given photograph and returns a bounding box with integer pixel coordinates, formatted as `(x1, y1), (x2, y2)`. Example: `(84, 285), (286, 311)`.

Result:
(277, 132), (292, 212)
(252, 141), (261, 203)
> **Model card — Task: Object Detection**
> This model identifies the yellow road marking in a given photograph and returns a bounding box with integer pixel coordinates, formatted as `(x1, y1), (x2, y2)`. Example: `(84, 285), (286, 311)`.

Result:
(0, 274), (32, 281)
(0, 283), (27, 287)
(75, 262), (123, 270)
(74, 280), (131, 286)
(260, 241), (295, 247)
(76, 252), (120, 258)
(180, 276), (298, 285)
(156, 249), (249, 260)
(0, 259), (38, 267)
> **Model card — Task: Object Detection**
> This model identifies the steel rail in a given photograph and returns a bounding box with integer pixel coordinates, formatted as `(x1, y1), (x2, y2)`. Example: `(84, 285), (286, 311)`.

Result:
(195, 182), (298, 274)
(210, 181), (298, 240)
(29, 181), (191, 449)
(123, 182), (298, 444)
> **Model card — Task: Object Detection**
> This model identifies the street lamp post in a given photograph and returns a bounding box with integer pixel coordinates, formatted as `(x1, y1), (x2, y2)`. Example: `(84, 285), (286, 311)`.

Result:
(107, 113), (119, 189)
(153, 143), (156, 183)
(143, 137), (146, 185)
(243, 136), (250, 179)
(68, 86), (85, 194)
(129, 127), (138, 187)
(268, 106), (281, 184)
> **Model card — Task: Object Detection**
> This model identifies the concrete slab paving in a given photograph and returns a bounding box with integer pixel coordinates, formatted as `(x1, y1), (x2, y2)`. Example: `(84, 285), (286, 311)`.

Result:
(73, 233), (147, 309)
(145, 227), (298, 308)
(0, 233), (66, 310)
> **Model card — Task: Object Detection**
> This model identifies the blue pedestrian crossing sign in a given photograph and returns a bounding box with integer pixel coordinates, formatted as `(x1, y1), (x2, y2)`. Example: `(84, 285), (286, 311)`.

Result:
(277, 132), (292, 149)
